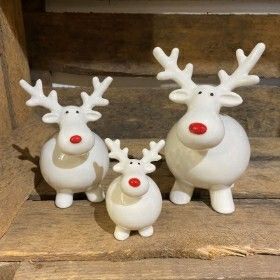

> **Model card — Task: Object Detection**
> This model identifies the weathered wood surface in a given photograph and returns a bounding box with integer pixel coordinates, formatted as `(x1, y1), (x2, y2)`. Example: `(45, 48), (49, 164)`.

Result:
(0, 200), (279, 261)
(1, 116), (279, 238)
(0, 0), (30, 135)
(36, 85), (280, 138)
(0, 262), (19, 280)
(31, 136), (280, 200)
(32, 158), (280, 200)
(23, 13), (280, 77)
(13, 256), (280, 280)
(0, 122), (49, 239)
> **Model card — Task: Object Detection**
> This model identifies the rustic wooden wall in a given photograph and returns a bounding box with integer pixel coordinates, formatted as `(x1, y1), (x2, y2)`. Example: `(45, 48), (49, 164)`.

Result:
(30, 85), (279, 138)
(20, 9), (280, 138)
(23, 13), (279, 77)
(0, 0), (30, 136)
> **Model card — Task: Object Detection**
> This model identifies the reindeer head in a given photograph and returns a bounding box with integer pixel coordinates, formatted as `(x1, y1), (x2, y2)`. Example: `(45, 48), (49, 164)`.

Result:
(20, 77), (112, 155)
(153, 43), (265, 150)
(105, 139), (165, 197)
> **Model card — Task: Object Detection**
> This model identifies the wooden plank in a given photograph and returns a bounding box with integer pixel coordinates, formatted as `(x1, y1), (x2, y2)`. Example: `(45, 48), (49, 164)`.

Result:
(23, 13), (280, 77)
(31, 158), (280, 200)
(36, 85), (280, 138)
(0, 200), (279, 261)
(0, 118), (278, 240)
(31, 136), (280, 200)
(0, 262), (19, 280)
(0, 0), (30, 135)
(0, 121), (53, 239)
(14, 256), (280, 280)
(45, 0), (280, 14)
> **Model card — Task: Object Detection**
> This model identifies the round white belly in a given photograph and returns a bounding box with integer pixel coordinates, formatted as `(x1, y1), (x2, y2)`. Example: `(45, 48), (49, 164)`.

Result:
(165, 115), (250, 189)
(106, 177), (162, 230)
(40, 133), (109, 193)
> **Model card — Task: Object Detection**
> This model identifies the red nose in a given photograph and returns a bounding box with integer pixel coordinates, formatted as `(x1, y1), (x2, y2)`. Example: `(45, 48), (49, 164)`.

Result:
(189, 123), (207, 135)
(70, 135), (82, 144)
(128, 178), (141, 188)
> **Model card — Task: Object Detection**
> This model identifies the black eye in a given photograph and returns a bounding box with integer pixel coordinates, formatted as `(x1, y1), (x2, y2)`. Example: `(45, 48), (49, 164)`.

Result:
(130, 161), (133, 164)
(198, 91), (202, 94)
(76, 110), (79, 114)
(210, 93), (214, 96)
(65, 111), (69, 114)
(138, 162), (140, 165)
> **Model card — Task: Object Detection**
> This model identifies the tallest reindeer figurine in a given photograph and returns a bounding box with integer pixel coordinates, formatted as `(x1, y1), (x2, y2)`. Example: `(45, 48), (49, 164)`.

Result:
(20, 77), (112, 208)
(153, 43), (265, 214)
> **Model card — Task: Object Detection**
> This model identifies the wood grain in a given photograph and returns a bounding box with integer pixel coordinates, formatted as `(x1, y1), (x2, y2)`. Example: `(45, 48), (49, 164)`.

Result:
(31, 158), (280, 200)
(1, 119), (279, 239)
(14, 256), (280, 280)
(0, 262), (19, 280)
(34, 85), (280, 138)
(23, 13), (280, 77)
(0, 200), (279, 261)
(0, 0), (30, 135)
(30, 136), (280, 200)
(0, 121), (52, 239)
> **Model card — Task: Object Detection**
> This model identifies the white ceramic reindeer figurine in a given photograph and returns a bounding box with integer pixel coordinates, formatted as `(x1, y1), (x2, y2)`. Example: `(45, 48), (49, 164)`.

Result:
(153, 43), (265, 214)
(105, 139), (164, 240)
(20, 77), (112, 208)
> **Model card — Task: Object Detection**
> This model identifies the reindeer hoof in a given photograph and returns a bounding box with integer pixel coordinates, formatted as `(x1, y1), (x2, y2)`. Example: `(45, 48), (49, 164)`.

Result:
(86, 188), (105, 202)
(114, 226), (130, 241)
(170, 190), (191, 205)
(139, 226), (153, 237)
(55, 193), (73, 209)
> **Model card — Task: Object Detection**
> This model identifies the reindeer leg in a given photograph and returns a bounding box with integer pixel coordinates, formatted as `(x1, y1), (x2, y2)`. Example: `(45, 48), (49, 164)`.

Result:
(55, 192), (73, 209)
(170, 180), (194, 205)
(86, 185), (105, 203)
(139, 226), (153, 237)
(114, 226), (130, 241)
(209, 185), (235, 214)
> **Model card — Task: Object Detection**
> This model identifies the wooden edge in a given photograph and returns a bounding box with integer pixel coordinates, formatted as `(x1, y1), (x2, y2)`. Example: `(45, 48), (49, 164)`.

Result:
(0, 200), (279, 261)
(14, 256), (280, 280)
(0, 0), (31, 134)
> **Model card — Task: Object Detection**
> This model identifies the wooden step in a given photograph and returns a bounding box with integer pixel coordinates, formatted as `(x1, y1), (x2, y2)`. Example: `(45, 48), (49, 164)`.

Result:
(38, 85), (280, 138)
(0, 200), (279, 261)
(31, 158), (280, 200)
(23, 13), (280, 77)
(13, 255), (280, 280)
(1, 118), (279, 239)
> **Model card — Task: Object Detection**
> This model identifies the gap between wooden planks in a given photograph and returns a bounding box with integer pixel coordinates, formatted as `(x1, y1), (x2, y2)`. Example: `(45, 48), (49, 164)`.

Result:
(0, 200), (279, 261)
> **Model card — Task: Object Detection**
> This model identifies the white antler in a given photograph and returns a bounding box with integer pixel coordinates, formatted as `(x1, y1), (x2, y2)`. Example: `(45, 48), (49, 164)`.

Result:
(141, 140), (165, 173)
(19, 79), (62, 113)
(217, 43), (265, 90)
(80, 76), (112, 111)
(105, 138), (129, 173)
(153, 47), (196, 92)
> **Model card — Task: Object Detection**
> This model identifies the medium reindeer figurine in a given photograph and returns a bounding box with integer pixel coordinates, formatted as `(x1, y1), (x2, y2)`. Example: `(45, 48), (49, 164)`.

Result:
(153, 43), (265, 214)
(20, 77), (112, 208)
(105, 139), (164, 240)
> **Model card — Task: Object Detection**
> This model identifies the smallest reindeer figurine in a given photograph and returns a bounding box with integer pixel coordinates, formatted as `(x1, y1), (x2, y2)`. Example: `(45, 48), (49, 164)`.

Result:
(105, 139), (165, 241)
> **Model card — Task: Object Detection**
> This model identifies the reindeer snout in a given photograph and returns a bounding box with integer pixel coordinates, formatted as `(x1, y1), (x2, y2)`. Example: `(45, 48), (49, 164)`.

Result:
(70, 135), (82, 144)
(189, 123), (207, 135)
(128, 178), (141, 188)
